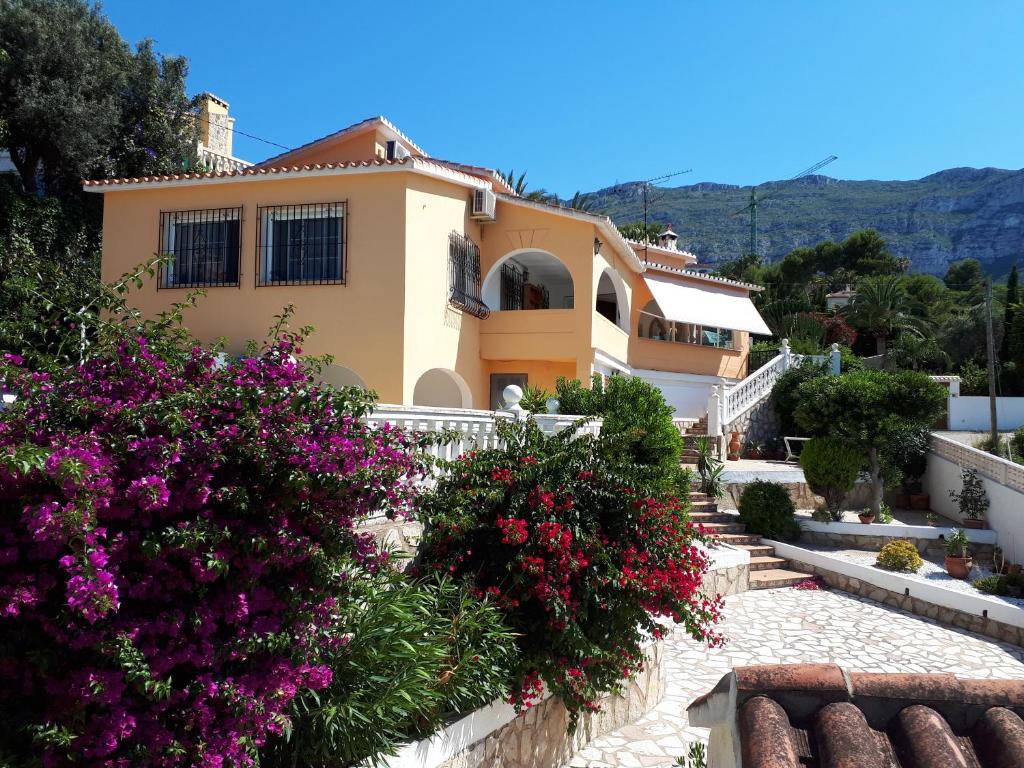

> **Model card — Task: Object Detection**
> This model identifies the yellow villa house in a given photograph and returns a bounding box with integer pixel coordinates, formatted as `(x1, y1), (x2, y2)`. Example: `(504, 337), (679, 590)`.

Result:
(87, 111), (770, 417)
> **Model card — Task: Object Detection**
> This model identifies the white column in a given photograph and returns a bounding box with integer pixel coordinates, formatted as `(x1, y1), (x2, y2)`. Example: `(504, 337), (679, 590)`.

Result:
(707, 386), (722, 437)
(830, 342), (841, 375)
(780, 338), (791, 371)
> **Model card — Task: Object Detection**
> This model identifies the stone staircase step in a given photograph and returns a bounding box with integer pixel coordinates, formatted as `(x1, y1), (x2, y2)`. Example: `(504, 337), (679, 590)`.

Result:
(700, 521), (746, 533)
(750, 555), (789, 571)
(689, 500), (719, 512)
(736, 544), (776, 557)
(749, 568), (815, 590)
(688, 512), (733, 524)
(688, 491), (709, 501)
(708, 532), (762, 544)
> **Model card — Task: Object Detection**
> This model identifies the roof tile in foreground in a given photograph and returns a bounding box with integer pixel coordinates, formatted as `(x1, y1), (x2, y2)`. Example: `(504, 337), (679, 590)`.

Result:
(688, 663), (1024, 768)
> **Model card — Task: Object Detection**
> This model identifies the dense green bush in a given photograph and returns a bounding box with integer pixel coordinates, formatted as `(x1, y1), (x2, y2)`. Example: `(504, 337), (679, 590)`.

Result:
(554, 374), (604, 416)
(519, 384), (552, 414)
(794, 369), (946, 514)
(875, 540), (923, 573)
(737, 481), (799, 540)
(554, 374), (683, 488)
(267, 576), (516, 767)
(1011, 427), (1024, 465)
(418, 419), (722, 719)
(800, 438), (864, 520)
(772, 361), (828, 437)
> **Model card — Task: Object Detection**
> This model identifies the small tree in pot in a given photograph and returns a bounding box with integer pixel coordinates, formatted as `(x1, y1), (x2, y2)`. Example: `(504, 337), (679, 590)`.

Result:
(944, 529), (973, 579)
(949, 468), (989, 529)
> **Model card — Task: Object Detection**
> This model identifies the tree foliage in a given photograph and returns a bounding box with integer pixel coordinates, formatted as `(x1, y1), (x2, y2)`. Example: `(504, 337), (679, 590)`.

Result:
(793, 370), (946, 513)
(0, 0), (199, 195)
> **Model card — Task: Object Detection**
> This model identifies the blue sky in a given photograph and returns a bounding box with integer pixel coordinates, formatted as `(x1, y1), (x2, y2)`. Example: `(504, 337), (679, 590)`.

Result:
(103, 1), (1023, 197)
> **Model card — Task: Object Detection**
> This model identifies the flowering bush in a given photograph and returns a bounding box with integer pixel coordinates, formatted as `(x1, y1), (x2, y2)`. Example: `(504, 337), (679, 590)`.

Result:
(0, 315), (444, 766)
(417, 420), (722, 720)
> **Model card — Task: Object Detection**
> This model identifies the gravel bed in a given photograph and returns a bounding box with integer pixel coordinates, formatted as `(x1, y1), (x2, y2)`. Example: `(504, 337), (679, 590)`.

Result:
(798, 543), (1024, 609)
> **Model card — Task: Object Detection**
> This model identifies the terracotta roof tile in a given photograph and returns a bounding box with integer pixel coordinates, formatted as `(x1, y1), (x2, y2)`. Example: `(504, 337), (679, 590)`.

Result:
(689, 664), (1024, 768)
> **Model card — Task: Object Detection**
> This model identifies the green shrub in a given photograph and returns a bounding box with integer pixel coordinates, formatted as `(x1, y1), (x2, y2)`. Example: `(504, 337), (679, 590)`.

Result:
(554, 374), (683, 488)
(418, 419), (722, 719)
(1012, 427), (1024, 463)
(800, 437), (864, 520)
(519, 384), (552, 414)
(875, 540), (923, 573)
(949, 468), (989, 521)
(876, 502), (894, 524)
(554, 374), (604, 416)
(600, 375), (683, 476)
(973, 574), (1009, 595)
(737, 481), (799, 540)
(772, 361), (828, 437)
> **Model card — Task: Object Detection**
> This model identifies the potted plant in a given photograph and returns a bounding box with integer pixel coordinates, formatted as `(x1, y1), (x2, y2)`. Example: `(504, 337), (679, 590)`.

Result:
(949, 468), (989, 529)
(746, 442), (764, 460)
(909, 487), (931, 511)
(944, 529), (973, 579)
(926, 512), (940, 527)
(858, 507), (875, 524)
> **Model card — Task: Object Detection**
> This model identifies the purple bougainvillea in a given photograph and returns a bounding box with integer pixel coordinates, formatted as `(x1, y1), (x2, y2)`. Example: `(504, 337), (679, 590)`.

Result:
(0, 333), (425, 767)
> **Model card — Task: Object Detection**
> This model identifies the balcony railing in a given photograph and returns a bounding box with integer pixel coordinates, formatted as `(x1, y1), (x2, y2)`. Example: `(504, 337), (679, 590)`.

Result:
(198, 146), (252, 173)
(637, 310), (736, 350)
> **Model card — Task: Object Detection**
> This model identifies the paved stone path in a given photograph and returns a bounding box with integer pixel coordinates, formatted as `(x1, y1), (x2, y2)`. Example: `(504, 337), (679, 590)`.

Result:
(566, 587), (1024, 767)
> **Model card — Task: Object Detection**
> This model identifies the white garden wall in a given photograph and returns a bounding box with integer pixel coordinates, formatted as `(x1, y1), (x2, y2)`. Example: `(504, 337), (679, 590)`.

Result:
(924, 436), (1024, 563)
(947, 395), (1024, 431)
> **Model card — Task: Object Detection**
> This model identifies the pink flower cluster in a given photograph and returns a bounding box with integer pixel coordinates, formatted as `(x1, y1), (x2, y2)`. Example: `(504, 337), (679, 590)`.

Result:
(0, 335), (425, 767)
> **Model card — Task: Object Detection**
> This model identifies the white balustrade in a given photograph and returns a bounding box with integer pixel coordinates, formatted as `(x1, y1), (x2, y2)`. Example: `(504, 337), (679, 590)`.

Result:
(706, 340), (840, 436)
(198, 146), (252, 174)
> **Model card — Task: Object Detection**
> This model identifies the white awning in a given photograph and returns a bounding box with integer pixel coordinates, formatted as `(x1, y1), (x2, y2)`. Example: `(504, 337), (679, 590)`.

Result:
(643, 275), (772, 335)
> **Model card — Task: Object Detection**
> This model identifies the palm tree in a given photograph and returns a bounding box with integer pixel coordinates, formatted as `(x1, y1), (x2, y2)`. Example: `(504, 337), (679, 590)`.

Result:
(500, 169), (556, 204)
(886, 332), (951, 372)
(566, 191), (594, 212)
(843, 276), (924, 356)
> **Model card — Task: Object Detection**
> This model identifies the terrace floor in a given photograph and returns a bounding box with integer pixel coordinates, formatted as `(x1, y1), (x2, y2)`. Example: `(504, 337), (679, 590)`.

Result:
(565, 586), (1024, 768)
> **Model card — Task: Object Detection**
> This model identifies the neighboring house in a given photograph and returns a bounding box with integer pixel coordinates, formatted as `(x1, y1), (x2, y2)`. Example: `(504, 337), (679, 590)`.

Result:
(87, 115), (770, 414)
(825, 284), (855, 310)
(194, 93), (252, 173)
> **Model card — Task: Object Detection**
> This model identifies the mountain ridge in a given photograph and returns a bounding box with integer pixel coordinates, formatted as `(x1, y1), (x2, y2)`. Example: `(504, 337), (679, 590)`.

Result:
(583, 166), (1024, 276)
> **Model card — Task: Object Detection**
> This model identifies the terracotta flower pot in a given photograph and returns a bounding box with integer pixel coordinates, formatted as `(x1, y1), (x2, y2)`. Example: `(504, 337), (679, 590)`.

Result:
(945, 555), (973, 580)
(909, 493), (931, 511)
(962, 518), (985, 529)
(747, 448), (763, 460)
(858, 513), (875, 525)
(727, 431), (741, 461)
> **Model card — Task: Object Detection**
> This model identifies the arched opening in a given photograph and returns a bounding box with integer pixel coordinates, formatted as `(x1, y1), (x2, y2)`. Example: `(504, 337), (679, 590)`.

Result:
(595, 268), (629, 332)
(482, 250), (574, 311)
(318, 364), (366, 390)
(413, 368), (472, 408)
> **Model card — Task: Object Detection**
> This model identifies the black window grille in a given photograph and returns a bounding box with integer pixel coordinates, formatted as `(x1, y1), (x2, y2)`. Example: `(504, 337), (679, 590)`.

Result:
(448, 232), (489, 319)
(256, 202), (346, 286)
(500, 262), (524, 310)
(158, 207), (242, 288)
(500, 262), (550, 310)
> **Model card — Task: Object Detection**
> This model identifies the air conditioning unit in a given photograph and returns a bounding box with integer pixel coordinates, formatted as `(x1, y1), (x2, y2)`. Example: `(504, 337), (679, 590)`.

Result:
(471, 188), (497, 221)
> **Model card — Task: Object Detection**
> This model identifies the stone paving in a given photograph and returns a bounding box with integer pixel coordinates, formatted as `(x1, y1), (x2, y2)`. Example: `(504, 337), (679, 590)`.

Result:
(565, 586), (1024, 767)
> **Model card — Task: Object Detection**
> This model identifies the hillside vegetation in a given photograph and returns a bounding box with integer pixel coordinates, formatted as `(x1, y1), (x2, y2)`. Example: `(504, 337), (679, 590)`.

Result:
(586, 167), (1024, 277)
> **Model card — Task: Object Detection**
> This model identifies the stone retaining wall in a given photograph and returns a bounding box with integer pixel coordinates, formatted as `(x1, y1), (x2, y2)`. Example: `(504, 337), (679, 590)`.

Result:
(788, 558), (1024, 648)
(702, 563), (749, 596)
(437, 642), (665, 768)
(800, 529), (996, 563)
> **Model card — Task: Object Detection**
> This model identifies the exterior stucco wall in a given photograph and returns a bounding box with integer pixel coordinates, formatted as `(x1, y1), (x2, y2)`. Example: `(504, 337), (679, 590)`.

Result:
(403, 176), (486, 407)
(99, 173), (410, 402)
